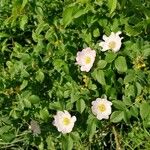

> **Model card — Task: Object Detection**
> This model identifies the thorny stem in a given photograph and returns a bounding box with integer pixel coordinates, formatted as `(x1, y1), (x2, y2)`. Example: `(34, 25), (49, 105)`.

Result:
(112, 125), (122, 150)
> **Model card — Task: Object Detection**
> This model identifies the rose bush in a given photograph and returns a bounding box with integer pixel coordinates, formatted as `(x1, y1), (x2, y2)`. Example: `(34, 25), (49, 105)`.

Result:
(0, 0), (150, 149)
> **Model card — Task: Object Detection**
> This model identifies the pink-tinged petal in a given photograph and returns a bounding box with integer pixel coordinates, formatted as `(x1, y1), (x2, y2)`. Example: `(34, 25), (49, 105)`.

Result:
(102, 35), (108, 41)
(57, 111), (64, 116)
(72, 116), (77, 122)
(107, 101), (112, 106)
(97, 114), (103, 120)
(91, 50), (96, 57)
(92, 101), (97, 105)
(100, 43), (109, 52)
(80, 65), (90, 72)
(64, 110), (71, 117)
(76, 52), (83, 64)
(99, 41), (105, 47)
(52, 120), (56, 126)
(116, 31), (122, 35)
(95, 98), (102, 102)
(99, 31), (123, 53)
(86, 47), (92, 52)
(110, 32), (115, 36)
(103, 115), (109, 119)
(112, 47), (121, 53)
(91, 97), (112, 120)
(76, 48), (96, 72)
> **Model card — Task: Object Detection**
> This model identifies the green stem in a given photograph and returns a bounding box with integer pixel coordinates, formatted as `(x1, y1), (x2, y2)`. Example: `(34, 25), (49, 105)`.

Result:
(112, 125), (122, 150)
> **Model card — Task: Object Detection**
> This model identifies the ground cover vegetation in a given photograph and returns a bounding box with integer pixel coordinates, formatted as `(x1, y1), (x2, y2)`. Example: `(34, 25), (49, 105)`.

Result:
(0, 0), (150, 149)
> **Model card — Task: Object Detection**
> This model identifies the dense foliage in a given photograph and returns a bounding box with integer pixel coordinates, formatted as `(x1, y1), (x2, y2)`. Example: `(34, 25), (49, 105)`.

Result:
(0, 0), (150, 149)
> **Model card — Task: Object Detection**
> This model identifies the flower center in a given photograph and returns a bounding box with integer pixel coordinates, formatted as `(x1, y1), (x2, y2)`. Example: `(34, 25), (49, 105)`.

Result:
(63, 117), (70, 125)
(98, 104), (106, 112)
(108, 41), (116, 49)
(85, 56), (91, 64)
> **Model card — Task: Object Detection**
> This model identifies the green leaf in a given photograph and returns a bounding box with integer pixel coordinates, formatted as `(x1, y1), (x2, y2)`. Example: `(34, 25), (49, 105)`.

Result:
(62, 135), (73, 150)
(140, 102), (150, 120)
(110, 111), (124, 123)
(77, 0), (88, 3)
(87, 117), (97, 141)
(36, 70), (45, 83)
(53, 59), (67, 72)
(123, 97), (132, 106)
(130, 106), (138, 118)
(20, 80), (28, 90)
(64, 90), (70, 98)
(87, 115), (97, 141)
(23, 98), (31, 108)
(62, 5), (89, 27)
(106, 86), (117, 99)
(0, 32), (9, 38)
(20, 15), (28, 30)
(112, 100), (126, 110)
(108, 0), (117, 14)
(29, 95), (40, 104)
(135, 82), (142, 96)
(0, 126), (11, 135)
(46, 135), (55, 150)
(125, 25), (142, 36)
(97, 60), (107, 69)
(105, 52), (117, 63)
(73, 8), (88, 18)
(35, 22), (49, 35)
(39, 141), (44, 150)
(115, 56), (127, 72)
(62, 6), (74, 27)
(93, 28), (100, 37)
(1, 132), (15, 142)
(40, 108), (49, 121)
(125, 84), (135, 97)
(92, 69), (106, 85)
(76, 99), (86, 113)
(10, 110), (20, 119)
(82, 29), (92, 43)
(21, 0), (28, 10)
(124, 73), (135, 83)
(49, 102), (62, 110)
(66, 101), (73, 110)
(123, 109), (131, 123)
(89, 120), (97, 141)
(143, 114), (150, 128)
(70, 132), (80, 141)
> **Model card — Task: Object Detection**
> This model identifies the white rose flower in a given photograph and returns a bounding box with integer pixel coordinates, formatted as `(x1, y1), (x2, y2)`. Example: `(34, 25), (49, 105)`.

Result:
(91, 98), (112, 120)
(53, 110), (76, 134)
(99, 31), (123, 52)
(76, 47), (96, 72)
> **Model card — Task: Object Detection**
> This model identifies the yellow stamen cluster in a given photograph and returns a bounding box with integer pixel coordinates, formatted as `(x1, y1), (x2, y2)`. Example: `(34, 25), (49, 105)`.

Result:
(85, 57), (91, 64)
(108, 41), (116, 49)
(98, 104), (106, 112)
(63, 117), (70, 125)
